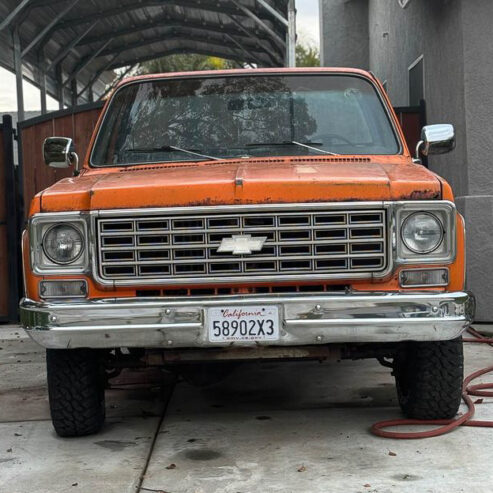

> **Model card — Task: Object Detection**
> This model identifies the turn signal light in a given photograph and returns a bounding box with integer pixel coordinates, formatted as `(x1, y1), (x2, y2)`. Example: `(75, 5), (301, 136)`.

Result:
(39, 280), (87, 299)
(399, 268), (449, 287)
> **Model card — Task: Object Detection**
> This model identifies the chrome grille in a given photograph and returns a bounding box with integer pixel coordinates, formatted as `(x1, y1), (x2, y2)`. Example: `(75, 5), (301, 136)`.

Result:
(96, 207), (388, 283)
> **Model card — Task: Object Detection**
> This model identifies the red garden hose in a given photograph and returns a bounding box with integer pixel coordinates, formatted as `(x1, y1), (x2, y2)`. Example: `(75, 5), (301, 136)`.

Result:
(371, 327), (493, 439)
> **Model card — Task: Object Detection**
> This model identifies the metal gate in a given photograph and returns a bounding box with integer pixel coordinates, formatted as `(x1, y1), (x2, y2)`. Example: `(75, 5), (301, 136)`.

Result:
(0, 115), (20, 322)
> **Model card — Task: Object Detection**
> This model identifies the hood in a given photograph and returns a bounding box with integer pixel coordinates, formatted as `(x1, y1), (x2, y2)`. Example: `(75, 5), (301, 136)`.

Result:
(38, 156), (442, 212)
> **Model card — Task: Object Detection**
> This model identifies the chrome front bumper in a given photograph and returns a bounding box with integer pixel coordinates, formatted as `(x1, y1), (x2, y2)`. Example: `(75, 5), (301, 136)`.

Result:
(20, 291), (475, 349)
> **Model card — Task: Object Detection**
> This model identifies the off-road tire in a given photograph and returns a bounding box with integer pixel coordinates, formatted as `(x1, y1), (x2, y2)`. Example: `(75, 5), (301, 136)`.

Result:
(46, 348), (106, 437)
(394, 338), (464, 420)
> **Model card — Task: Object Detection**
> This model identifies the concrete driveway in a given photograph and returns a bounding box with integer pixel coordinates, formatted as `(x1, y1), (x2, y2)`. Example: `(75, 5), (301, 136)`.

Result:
(1, 325), (492, 493)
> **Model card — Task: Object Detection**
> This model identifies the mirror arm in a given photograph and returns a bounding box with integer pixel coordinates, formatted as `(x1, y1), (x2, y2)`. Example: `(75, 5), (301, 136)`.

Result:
(414, 140), (424, 163)
(70, 152), (80, 176)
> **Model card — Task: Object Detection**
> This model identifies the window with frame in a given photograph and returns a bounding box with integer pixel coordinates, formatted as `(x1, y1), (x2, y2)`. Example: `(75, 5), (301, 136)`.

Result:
(409, 56), (424, 106)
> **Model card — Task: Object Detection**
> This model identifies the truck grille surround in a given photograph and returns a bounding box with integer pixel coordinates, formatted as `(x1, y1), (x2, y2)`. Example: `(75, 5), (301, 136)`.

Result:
(96, 206), (389, 284)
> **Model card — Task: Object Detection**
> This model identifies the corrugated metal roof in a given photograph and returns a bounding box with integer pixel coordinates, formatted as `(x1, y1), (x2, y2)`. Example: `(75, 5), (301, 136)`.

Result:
(0, 0), (288, 106)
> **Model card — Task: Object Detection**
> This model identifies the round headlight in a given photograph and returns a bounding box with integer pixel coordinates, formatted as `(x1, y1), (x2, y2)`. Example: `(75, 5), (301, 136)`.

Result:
(43, 224), (84, 264)
(401, 212), (443, 254)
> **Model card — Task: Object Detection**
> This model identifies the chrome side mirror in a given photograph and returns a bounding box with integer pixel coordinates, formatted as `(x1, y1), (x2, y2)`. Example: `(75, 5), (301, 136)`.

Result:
(416, 124), (455, 160)
(43, 137), (79, 171)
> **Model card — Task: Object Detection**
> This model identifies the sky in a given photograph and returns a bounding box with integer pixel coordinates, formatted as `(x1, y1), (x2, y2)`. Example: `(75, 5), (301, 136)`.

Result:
(0, 0), (320, 112)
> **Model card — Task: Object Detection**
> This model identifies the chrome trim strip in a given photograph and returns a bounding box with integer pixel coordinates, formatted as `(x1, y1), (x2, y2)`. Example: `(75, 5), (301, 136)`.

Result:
(94, 201), (389, 216)
(20, 291), (474, 349)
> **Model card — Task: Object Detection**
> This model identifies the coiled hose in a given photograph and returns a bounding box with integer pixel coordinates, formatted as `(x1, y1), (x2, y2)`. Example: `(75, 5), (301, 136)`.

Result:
(371, 327), (493, 439)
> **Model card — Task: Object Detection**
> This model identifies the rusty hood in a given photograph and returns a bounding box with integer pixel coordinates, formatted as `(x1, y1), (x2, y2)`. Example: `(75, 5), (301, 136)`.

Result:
(38, 157), (442, 212)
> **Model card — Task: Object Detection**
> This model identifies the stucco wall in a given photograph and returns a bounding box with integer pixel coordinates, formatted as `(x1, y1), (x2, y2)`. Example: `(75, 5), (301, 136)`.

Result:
(455, 0), (493, 320)
(319, 0), (369, 69)
(320, 0), (493, 320)
(367, 0), (468, 198)
(320, 0), (468, 196)
(460, 0), (493, 197)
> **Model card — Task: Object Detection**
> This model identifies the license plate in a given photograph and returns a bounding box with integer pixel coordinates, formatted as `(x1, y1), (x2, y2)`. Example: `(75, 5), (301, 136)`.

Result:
(207, 305), (280, 343)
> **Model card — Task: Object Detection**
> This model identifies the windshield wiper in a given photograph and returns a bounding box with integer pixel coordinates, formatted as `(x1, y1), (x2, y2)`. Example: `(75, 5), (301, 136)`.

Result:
(122, 144), (223, 161)
(246, 141), (339, 156)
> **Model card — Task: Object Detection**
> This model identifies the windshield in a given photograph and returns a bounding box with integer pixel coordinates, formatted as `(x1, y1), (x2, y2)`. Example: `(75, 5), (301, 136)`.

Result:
(91, 74), (400, 166)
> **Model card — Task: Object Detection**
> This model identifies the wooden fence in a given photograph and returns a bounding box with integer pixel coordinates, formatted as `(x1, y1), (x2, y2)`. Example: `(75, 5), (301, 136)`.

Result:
(18, 102), (104, 217)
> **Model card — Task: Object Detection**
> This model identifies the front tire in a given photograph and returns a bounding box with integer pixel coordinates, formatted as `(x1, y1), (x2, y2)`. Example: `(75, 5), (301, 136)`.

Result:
(46, 348), (106, 437)
(394, 338), (464, 420)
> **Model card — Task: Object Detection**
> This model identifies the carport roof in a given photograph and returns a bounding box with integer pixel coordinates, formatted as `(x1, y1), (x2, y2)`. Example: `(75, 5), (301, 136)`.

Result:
(0, 0), (292, 116)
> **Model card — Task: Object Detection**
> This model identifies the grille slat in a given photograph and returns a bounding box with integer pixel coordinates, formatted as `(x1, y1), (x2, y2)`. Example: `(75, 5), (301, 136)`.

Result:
(97, 208), (387, 280)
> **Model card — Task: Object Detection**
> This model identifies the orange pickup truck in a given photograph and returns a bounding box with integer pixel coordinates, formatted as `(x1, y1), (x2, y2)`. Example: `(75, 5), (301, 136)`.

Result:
(20, 68), (474, 437)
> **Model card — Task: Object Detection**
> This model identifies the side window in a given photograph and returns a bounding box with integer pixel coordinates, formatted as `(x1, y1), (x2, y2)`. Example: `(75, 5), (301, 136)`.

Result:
(408, 55), (424, 106)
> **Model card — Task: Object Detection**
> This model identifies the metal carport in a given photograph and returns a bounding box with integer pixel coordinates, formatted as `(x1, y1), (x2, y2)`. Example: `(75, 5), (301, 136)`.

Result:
(0, 0), (296, 121)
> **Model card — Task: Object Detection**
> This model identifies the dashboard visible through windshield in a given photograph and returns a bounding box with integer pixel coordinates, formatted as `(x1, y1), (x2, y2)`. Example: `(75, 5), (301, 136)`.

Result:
(90, 74), (400, 166)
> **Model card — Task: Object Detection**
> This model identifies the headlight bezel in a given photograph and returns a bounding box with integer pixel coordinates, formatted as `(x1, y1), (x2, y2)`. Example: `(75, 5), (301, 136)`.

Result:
(395, 201), (456, 265)
(29, 213), (90, 274)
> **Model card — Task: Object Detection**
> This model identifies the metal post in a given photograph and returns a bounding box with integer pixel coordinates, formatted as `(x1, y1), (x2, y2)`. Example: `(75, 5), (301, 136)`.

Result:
(287, 0), (296, 67)
(12, 26), (25, 122)
(40, 73), (47, 114)
(38, 50), (47, 114)
(71, 79), (78, 107)
(55, 63), (64, 109)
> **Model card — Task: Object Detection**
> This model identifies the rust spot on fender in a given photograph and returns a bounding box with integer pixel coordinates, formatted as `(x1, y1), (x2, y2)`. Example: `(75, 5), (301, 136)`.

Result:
(399, 189), (441, 200)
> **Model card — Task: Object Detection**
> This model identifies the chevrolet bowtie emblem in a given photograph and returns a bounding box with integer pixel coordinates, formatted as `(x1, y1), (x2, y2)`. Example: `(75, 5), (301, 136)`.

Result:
(217, 234), (267, 255)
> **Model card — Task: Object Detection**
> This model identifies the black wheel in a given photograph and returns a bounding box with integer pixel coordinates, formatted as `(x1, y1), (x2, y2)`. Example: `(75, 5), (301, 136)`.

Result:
(393, 338), (464, 420)
(46, 348), (106, 437)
